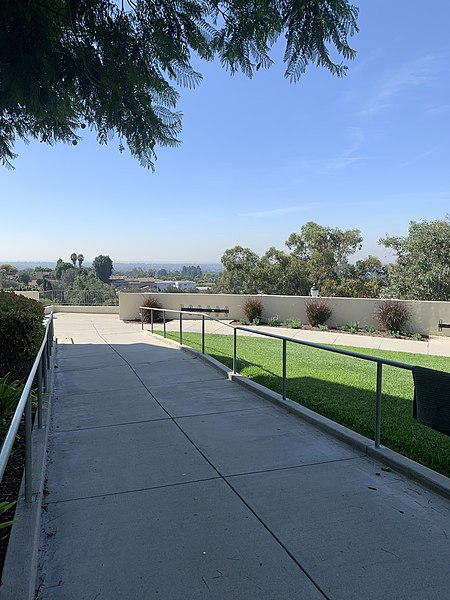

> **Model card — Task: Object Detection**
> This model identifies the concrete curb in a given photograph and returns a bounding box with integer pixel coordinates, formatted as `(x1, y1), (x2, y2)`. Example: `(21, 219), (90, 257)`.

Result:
(146, 332), (450, 500)
(0, 345), (55, 600)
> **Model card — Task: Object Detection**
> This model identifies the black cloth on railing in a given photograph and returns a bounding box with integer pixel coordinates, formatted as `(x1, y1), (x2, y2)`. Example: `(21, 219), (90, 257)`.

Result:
(412, 366), (450, 436)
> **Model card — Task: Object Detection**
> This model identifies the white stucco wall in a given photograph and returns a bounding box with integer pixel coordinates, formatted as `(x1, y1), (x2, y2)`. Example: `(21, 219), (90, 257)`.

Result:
(44, 305), (119, 315)
(119, 292), (450, 335)
(11, 290), (40, 300)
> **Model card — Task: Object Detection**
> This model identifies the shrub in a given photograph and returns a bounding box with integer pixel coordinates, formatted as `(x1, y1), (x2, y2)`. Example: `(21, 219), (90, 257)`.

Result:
(348, 321), (359, 333)
(376, 300), (410, 333)
(305, 299), (332, 327)
(141, 296), (162, 322)
(242, 298), (263, 324)
(0, 375), (25, 432)
(283, 318), (302, 329)
(0, 292), (44, 380)
(318, 324), (329, 331)
(268, 314), (281, 327)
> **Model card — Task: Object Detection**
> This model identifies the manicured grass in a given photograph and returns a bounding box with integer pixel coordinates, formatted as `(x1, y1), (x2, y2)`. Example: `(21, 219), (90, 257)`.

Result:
(158, 331), (450, 478)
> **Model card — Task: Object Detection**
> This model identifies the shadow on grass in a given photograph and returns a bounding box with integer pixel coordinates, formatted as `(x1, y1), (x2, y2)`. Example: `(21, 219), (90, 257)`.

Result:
(210, 351), (450, 478)
(159, 331), (450, 477)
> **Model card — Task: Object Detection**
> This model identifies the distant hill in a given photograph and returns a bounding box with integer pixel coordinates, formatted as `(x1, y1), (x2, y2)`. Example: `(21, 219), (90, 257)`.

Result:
(1, 260), (223, 273)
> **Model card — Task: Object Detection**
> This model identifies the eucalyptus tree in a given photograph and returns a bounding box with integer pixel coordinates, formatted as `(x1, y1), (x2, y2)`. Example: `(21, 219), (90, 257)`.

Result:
(380, 218), (450, 301)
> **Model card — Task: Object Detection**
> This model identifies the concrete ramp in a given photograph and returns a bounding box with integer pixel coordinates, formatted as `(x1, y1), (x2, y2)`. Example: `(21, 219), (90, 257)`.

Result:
(28, 315), (450, 599)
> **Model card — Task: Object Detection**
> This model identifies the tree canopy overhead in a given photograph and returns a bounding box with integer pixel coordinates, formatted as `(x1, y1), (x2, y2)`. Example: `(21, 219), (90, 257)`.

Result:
(1, 0), (359, 169)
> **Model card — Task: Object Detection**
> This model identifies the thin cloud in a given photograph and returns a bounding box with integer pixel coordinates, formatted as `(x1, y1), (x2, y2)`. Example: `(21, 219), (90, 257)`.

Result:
(399, 148), (437, 167)
(359, 55), (437, 117)
(424, 104), (450, 116)
(238, 204), (319, 218)
(326, 127), (365, 170)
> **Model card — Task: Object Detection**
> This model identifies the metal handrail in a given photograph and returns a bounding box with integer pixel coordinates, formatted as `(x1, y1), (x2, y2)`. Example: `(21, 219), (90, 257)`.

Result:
(139, 307), (418, 449)
(0, 313), (54, 502)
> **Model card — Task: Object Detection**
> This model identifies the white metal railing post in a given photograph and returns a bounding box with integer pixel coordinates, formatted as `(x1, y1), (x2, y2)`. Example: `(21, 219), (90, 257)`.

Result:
(375, 362), (383, 448)
(233, 327), (237, 374)
(282, 339), (287, 400)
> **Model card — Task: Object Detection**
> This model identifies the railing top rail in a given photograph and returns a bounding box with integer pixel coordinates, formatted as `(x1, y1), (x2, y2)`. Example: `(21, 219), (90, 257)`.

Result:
(139, 305), (235, 330)
(0, 313), (53, 482)
(140, 306), (414, 372)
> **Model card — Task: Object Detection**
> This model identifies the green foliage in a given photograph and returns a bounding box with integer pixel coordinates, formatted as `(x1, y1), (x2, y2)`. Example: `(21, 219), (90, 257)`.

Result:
(305, 299), (332, 327)
(268, 315), (282, 327)
(283, 318), (302, 329)
(411, 333), (423, 341)
(220, 247), (260, 294)
(55, 259), (74, 280)
(181, 265), (203, 280)
(0, 1), (358, 169)
(380, 218), (450, 301)
(0, 375), (24, 432)
(64, 269), (117, 304)
(242, 298), (263, 324)
(286, 221), (363, 295)
(70, 253), (78, 267)
(0, 264), (17, 277)
(0, 501), (16, 530)
(142, 297), (162, 322)
(255, 247), (309, 296)
(92, 255), (114, 283)
(364, 326), (376, 334)
(77, 254), (84, 269)
(218, 222), (386, 298)
(376, 300), (410, 333)
(318, 324), (329, 331)
(337, 256), (387, 298)
(347, 321), (359, 333)
(0, 292), (44, 380)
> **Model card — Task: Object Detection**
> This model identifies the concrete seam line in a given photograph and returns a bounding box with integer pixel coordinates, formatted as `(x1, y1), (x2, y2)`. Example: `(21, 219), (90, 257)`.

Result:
(144, 332), (450, 500)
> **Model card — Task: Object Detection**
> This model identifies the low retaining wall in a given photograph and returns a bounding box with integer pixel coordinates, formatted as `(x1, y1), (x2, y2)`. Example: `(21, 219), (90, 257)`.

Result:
(119, 292), (450, 336)
(44, 305), (119, 315)
(10, 291), (40, 301)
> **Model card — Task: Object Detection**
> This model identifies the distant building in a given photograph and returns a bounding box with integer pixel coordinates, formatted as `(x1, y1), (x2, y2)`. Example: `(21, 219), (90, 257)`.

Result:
(110, 276), (156, 291)
(154, 280), (197, 292)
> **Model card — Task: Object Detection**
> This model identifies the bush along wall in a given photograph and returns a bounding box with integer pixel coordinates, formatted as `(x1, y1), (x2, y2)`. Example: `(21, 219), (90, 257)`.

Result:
(0, 292), (45, 380)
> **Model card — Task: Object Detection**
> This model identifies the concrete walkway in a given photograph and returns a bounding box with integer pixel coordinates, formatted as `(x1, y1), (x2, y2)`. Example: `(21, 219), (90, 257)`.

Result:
(34, 314), (450, 599)
(153, 318), (450, 356)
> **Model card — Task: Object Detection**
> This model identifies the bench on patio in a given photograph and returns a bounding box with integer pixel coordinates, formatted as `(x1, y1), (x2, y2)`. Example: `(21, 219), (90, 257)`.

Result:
(438, 319), (450, 332)
(180, 306), (229, 315)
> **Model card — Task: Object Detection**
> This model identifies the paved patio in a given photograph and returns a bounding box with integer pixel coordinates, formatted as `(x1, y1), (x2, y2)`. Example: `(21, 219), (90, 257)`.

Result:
(30, 314), (450, 599)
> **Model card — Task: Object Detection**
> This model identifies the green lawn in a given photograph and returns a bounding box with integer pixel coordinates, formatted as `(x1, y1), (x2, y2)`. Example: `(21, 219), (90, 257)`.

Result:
(157, 330), (450, 478)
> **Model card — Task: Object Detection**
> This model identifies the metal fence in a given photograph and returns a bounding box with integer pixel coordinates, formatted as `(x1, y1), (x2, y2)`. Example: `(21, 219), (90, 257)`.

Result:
(0, 314), (54, 502)
(39, 290), (118, 306)
(140, 306), (416, 449)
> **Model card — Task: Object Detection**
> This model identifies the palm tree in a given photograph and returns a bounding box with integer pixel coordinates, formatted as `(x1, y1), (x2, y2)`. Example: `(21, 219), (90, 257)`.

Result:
(70, 252), (77, 267)
(77, 253), (84, 268)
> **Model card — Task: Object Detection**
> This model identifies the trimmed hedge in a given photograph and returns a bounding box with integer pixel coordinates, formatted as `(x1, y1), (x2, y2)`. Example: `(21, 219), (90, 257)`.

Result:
(0, 292), (44, 380)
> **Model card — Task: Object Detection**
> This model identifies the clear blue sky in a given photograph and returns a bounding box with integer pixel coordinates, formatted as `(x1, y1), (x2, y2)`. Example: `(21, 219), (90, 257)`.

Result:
(2, 0), (450, 265)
